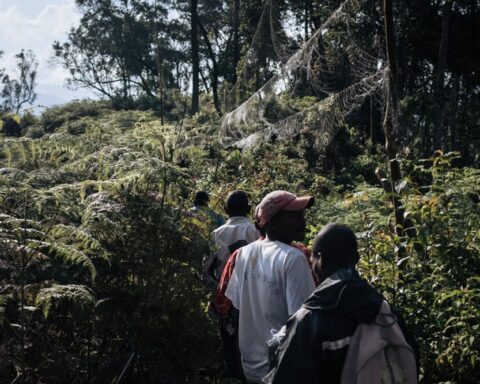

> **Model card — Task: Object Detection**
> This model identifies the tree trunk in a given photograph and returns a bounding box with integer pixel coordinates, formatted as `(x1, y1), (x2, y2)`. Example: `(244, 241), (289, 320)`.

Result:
(153, 0), (164, 125)
(232, 0), (240, 83)
(433, 4), (451, 151)
(383, 0), (406, 272)
(197, 16), (221, 115)
(384, 0), (398, 108)
(190, 0), (199, 114)
(304, 0), (309, 40)
(448, 73), (460, 151)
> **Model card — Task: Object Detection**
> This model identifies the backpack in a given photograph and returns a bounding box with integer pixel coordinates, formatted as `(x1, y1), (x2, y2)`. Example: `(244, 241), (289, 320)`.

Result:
(340, 301), (417, 384)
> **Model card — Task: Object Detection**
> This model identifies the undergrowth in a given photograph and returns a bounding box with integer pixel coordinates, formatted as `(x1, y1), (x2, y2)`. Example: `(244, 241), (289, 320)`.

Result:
(0, 102), (478, 383)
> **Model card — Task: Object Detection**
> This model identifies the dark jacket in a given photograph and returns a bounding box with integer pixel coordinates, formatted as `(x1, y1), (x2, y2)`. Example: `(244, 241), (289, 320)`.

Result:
(263, 268), (384, 384)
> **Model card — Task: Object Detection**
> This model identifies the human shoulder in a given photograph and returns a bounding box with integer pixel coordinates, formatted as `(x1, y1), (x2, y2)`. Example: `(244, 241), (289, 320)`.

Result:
(292, 306), (313, 322)
(236, 238), (262, 257)
(212, 216), (250, 234)
(281, 241), (305, 256)
(212, 222), (228, 237)
(280, 243), (308, 266)
(288, 305), (332, 346)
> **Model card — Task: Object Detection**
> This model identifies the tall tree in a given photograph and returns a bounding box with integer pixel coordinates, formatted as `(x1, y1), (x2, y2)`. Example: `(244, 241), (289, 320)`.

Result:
(0, 50), (4, 81)
(394, 0), (480, 159)
(432, 2), (452, 151)
(190, 0), (200, 114)
(1, 50), (38, 114)
(54, 0), (177, 101)
(232, 0), (241, 83)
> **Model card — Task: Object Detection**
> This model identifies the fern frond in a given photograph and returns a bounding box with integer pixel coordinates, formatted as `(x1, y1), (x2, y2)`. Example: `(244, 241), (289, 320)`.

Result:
(50, 224), (110, 262)
(38, 241), (97, 280)
(0, 214), (44, 231)
(35, 284), (94, 318)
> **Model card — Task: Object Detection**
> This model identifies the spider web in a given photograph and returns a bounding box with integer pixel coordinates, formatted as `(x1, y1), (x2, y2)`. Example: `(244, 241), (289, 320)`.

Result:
(220, 0), (387, 148)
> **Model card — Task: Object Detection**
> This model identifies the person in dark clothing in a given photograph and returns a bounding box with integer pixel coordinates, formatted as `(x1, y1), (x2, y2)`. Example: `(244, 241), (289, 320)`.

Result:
(263, 223), (416, 384)
(190, 190), (225, 228)
(194, 191), (210, 207)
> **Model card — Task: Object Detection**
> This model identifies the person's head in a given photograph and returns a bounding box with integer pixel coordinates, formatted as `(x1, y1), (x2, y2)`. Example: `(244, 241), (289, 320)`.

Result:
(194, 191), (209, 207)
(255, 191), (314, 244)
(225, 190), (250, 217)
(311, 223), (359, 282)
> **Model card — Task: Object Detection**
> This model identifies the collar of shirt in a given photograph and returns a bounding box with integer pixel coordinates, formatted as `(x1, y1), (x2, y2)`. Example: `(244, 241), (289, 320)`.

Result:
(226, 216), (250, 225)
(317, 267), (359, 291)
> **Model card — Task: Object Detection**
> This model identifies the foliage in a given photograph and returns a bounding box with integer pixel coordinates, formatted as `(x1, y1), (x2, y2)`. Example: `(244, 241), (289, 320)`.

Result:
(0, 102), (479, 382)
(53, 0), (179, 101)
(0, 115), (22, 137)
(309, 152), (480, 383)
(1, 50), (38, 114)
(40, 100), (106, 132)
(0, 108), (220, 383)
(1, 0), (479, 380)
(47, 0), (480, 166)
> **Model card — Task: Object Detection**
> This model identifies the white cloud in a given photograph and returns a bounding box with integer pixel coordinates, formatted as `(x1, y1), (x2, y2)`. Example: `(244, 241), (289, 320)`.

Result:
(0, 2), (81, 88)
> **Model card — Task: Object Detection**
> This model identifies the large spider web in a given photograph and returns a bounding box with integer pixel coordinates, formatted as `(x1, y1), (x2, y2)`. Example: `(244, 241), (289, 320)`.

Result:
(220, 0), (388, 148)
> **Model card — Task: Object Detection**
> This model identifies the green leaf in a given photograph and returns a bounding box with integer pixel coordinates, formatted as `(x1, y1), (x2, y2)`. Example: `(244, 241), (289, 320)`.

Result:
(36, 284), (94, 318)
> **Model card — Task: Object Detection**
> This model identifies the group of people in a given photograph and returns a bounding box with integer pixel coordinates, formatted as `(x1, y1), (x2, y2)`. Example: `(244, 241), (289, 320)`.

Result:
(193, 190), (418, 384)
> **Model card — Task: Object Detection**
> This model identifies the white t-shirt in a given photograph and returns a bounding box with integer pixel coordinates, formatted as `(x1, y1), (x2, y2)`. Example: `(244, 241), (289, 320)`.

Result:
(225, 238), (315, 382)
(211, 216), (259, 276)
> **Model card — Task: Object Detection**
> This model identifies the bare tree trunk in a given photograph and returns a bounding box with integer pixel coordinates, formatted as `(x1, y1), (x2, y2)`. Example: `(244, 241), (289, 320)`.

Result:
(197, 16), (221, 115)
(383, 0), (407, 273)
(232, 0), (241, 83)
(448, 73), (460, 151)
(433, 3), (451, 150)
(153, 0), (164, 125)
(384, 0), (398, 108)
(190, 0), (199, 114)
(304, 0), (309, 40)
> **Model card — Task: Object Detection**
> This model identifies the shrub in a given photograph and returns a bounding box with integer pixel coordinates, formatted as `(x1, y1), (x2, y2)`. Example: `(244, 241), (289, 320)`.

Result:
(20, 110), (38, 130)
(24, 126), (45, 138)
(1, 115), (21, 137)
(41, 101), (104, 132)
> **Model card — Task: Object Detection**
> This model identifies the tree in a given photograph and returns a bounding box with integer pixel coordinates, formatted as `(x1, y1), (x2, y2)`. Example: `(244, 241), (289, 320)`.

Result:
(0, 50), (4, 84)
(190, 0), (199, 114)
(53, 0), (178, 101)
(1, 50), (38, 114)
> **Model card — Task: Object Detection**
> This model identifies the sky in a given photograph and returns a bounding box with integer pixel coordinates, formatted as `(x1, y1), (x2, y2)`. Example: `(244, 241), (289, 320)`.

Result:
(0, 0), (96, 110)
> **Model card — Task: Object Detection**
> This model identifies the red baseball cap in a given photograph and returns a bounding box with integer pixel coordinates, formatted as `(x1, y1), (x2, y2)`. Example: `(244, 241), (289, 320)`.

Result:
(255, 190), (314, 228)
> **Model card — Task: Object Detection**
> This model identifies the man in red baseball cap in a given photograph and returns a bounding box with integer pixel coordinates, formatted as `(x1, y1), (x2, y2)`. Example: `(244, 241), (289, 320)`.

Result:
(225, 191), (315, 383)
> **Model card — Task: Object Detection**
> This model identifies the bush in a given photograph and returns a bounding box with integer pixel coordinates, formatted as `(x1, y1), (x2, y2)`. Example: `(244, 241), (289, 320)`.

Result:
(41, 100), (104, 132)
(20, 110), (39, 130)
(1, 115), (21, 137)
(24, 126), (45, 138)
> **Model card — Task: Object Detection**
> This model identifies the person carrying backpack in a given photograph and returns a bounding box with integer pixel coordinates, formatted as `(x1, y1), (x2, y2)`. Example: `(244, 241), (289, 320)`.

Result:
(206, 190), (259, 280)
(263, 223), (418, 384)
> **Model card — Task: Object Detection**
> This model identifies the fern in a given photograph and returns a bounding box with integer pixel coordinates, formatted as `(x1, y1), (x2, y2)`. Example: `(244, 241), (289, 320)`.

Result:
(39, 242), (97, 280)
(35, 284), (94, 318)
(50, 224), (110, 262)
(0, 212), (102, 280)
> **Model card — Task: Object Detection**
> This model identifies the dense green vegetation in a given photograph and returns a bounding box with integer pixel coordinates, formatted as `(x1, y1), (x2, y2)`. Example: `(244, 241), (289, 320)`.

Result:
(0, 102), (478, 383)
(1, 0), (479, 383)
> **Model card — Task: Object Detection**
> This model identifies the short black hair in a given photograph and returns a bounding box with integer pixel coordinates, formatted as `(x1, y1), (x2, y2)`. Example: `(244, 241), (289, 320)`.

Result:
(312, 223), (359, 271)
(194, 191), (209, 206)
(264, 209), (305, 244)
(225, 190), (249, 217)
